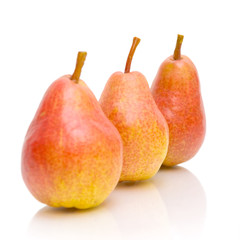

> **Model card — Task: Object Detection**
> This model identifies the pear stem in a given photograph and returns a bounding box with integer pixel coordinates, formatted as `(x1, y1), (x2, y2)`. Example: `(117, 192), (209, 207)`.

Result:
(124, 37), (141, 73)
(173, 34), (184, 60)
(71, 52), (87, 83)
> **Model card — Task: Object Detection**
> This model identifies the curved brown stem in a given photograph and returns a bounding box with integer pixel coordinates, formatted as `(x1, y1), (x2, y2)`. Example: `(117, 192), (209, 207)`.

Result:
(173, 34), (184, 60)
(71, 52), (87, 83)
(124, 37), (141, 73)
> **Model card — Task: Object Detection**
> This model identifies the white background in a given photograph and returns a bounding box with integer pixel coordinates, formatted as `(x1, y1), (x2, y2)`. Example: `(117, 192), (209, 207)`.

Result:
(1, 0), (240, 239)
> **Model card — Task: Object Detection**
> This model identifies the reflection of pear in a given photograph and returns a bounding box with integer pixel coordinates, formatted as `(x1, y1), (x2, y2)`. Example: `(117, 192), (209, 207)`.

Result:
(27, 205), (121, 240)
(108, 181), (171, 240)
(153, 166), (206, 240)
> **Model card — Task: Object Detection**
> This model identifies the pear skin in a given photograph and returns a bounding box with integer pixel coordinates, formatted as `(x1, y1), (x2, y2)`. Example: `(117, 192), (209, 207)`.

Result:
(22, 52), (123, 209)
(100, 38), (169, 181)
(151, 35), (206, 166)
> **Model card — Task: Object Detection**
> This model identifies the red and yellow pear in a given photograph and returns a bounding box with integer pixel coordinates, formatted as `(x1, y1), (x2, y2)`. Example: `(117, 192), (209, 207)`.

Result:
(22, 52), (123, 209)
(100, 37), (169, 181)
(151, 35), (206, 166)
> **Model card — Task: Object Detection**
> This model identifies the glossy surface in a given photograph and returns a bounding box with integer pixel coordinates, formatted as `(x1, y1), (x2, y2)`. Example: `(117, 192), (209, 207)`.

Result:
(100, 71), (169, 181)
(151, 56), (206, 166)
(22, 75), (123, 209)
(26, 167), (207, 240)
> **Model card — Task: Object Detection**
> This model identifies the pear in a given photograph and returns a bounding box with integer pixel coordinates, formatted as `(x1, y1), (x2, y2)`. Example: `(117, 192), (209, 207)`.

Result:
(151, 35), (206, 166)
(100, 37), (169, 181)
(21, 52), (123, 209)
